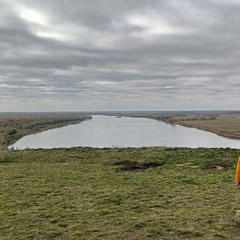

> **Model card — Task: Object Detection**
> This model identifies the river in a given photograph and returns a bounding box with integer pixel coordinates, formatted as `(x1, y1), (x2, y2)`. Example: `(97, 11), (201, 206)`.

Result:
(9, 115), (240, 149)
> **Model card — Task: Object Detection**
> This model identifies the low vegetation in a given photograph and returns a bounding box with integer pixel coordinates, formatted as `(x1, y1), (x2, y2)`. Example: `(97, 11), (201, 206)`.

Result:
(173, 115), (240, 140)
(108, 112), (240, 140)
(137, 114), (240, 140)
(0, 113), (91, 149)
(1, 147), (240, 239)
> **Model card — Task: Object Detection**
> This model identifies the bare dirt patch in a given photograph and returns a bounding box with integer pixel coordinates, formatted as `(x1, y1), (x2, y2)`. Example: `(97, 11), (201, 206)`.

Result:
(113, 160), (164, 171)
(202, 162), (232, 170)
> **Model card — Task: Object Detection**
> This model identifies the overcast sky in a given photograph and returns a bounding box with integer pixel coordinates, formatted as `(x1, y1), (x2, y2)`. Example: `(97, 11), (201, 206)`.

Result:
(1, 0), (240, 112)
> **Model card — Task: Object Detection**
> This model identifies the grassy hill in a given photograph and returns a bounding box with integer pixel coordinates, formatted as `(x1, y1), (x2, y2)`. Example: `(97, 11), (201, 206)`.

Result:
(1, 147), (240, 239)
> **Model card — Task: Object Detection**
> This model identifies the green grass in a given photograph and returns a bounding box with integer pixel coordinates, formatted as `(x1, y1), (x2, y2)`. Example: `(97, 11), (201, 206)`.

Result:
(1, 147), (240, 239)
(145, 114), (240, 140)
(182, 116), (240, 131)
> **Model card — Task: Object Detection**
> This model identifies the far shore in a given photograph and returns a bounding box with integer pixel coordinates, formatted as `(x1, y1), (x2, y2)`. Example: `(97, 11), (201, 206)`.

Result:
(121, 113), (240, 141)
(172, 115), (240, 140)
(0, 113), (92, 149)
(176, 121), (240, 140)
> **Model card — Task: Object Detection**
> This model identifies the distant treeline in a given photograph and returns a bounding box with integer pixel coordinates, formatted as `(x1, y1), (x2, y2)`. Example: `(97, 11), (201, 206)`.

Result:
(120, 114), (217, 124)
(0, 113), (92, 149)
(151, 115), (217, 124)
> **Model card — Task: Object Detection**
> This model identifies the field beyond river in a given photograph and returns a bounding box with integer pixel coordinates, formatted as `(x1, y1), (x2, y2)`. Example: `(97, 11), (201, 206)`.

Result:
(1, 147), (240, 239)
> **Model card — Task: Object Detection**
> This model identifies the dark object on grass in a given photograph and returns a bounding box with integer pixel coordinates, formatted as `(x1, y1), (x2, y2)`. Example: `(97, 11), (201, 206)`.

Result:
(114, 160), (164, 171)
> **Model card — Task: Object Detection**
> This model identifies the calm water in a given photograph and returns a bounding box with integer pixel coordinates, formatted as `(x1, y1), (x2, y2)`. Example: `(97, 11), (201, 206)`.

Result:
(9, 115), (240, 149)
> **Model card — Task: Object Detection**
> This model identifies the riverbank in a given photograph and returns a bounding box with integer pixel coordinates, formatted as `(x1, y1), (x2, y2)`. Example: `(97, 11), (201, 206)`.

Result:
(146, 114), (240, 141)
(174, 115), (240, 140)
(0, 113), (92, 149)
(0, 147), (239, 239)
(2, 112), (240, 150)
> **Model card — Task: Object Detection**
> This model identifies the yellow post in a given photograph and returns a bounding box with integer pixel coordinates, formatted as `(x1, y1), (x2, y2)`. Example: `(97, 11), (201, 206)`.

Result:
(235, 156), (240, 185)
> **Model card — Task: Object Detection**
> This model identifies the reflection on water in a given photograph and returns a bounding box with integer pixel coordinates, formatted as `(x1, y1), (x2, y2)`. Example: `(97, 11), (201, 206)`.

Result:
(9, 115), (240, 149)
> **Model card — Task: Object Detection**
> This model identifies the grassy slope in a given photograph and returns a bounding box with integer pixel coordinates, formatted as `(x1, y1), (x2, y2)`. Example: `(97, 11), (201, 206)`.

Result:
(1, 147), (240, 239)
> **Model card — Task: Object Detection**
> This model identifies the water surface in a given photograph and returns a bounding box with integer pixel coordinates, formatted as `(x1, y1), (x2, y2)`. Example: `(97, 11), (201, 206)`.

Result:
(10, 115), (240, 149)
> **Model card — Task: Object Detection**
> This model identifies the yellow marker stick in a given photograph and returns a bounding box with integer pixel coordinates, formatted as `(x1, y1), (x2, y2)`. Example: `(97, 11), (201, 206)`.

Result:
(235, 156), (240, 183)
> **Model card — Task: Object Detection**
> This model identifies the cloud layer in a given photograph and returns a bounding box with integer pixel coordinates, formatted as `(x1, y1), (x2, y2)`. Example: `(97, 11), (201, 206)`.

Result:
(1, 0), (240, 111)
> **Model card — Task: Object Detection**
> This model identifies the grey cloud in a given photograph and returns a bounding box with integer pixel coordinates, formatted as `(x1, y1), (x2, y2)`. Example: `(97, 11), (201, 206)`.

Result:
(1, 0), (240, 111)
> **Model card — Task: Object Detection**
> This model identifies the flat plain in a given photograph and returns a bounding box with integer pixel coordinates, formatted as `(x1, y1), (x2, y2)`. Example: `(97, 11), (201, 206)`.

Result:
(174, 115), (240, 140)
